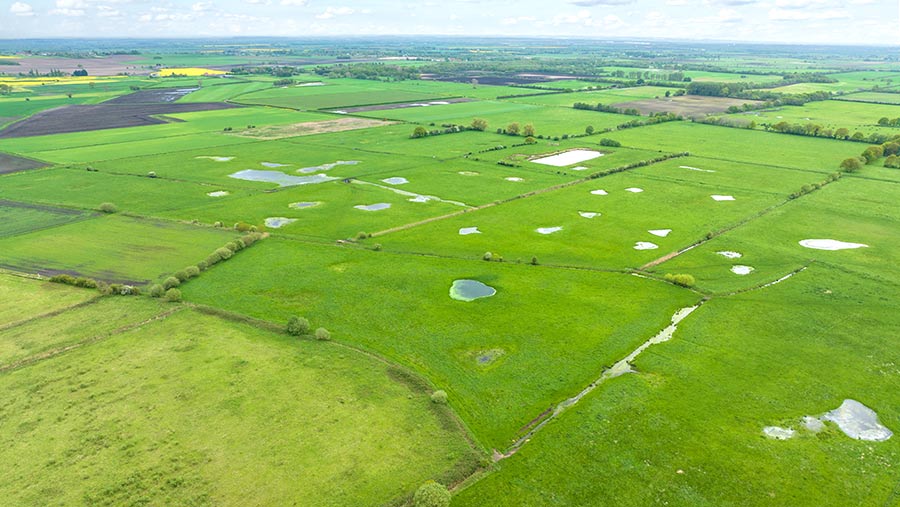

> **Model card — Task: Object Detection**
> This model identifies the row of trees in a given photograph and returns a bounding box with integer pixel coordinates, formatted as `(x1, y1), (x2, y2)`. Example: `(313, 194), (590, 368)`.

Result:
(766, 121), (899, 145)
(840, 139), (900, 171)
(573, 102), (642, 116)
(877, 117), (900, 127)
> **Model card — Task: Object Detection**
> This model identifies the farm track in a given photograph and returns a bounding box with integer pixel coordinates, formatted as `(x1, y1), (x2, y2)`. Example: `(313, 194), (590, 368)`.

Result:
(0, 305), (184, 373)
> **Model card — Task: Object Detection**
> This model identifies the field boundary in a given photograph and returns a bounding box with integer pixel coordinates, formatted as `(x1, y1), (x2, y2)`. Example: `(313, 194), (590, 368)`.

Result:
(0, 294), (102, 333)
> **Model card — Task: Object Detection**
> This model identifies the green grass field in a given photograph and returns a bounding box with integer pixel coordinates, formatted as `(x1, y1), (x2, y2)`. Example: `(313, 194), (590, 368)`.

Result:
(0, 273), (97, 327)
(0, 289), (478, 506)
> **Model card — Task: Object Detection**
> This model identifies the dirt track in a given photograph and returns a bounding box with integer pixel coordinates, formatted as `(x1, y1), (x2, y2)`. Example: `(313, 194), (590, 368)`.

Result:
(612, 95), (762, 117)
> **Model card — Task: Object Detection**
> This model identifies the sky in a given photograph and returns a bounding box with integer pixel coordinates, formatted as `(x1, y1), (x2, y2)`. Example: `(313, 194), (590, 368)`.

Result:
(2, 0), (898, 46)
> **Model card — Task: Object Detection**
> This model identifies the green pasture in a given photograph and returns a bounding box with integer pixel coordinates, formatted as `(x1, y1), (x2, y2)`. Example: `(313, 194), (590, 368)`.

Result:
(0, 302), (477, 506)
(503, 86), (674, 107)
(181, 238), (698, 448)
(456, 265), (899, 506)
(0, 273), (97, 327)
(374, 156), (819, 270)
(604, 122), (864, 172)
(353, 100), (633, 137)
(732, 99), (900, 137)
(654, 176), (899, 293)
(836, 91), (900, 105)
(0, 199), (91, 238)
(237, 79), (448, 110)
(0, 215), (239, 284)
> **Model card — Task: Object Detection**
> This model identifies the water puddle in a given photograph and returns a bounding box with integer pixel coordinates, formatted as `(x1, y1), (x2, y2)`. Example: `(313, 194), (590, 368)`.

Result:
(458, 171), (480, 176)
(297, 160), (360, 174)
(354, 203), (391, 212)
(711, 195), (736, 201)
(731, 265), (754, 275)
(579, 211), (601, 219)
(265, 217), (296, 228)
(799, 239), (868, 251)
(459, 227), (481, 235)
(571, 166), (588, 171)
(289, 201), (320, 209)
(680, 165), (715, 173)
(196, 156), (234, 162)
(381, 177), (409, 185)
(625, 187), (644, 193)
(648, 229), (671, 237)
(450, 280), (496, 302)
(505, 177), (524, 182)
(261, 162), (289, 168)
(229, 170), (337, 187)
(532, 149), (603, 167)
(717, 251), (742, 259)
(822, 399), (892, 441)
(352, 180), (470, 208)
(634, 242), (659, 250)
(763, 426), (796, 440)
(536, 226), (563, 235)
(590, 189), (608, 195)
(207, 191), (229, 197)
(474, 348), (505, 365)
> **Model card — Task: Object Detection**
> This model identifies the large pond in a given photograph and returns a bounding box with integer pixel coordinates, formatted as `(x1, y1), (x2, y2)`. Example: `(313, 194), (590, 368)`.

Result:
(450, 279), (496, 302)
(532, 149), (603, 167)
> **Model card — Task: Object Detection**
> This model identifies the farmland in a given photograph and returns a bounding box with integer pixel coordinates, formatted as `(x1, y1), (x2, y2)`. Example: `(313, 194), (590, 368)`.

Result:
(0, 36), (897, 507)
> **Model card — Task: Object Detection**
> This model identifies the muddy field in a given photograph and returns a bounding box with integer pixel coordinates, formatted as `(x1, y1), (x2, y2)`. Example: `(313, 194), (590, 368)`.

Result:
(0, 55), (148, 77)
(330, 97), (473, 114)
(0, 153), (49, 174)
(611, 95), (762, 117)
(103, 87), (199, 104)
(230, 117), (393, 140)
(0, 102), (238, 139)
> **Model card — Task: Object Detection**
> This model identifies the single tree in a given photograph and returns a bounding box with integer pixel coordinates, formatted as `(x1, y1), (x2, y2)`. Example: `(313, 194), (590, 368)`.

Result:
(414, 481), (451, 507)
(470, 118), (488, 131)
(839, 157), (863, 172)
(506, 122), (520, 136)
(585, 125), (595, 135)
(286, 316), (310, 336)
(411, 126), (428, 138)
(522, 123), (535, 137)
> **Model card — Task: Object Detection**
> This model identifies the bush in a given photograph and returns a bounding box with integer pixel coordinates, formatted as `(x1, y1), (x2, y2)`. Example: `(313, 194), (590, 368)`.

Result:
(414, 481), (451, 507)
(213, 221), (223, 228)
(234, 221), (254, 232)
(885, 154), (900, 169)
(531, 256), (539, 265)
(599, 138), (621, 147)
(162, 276), (181, 290)
(286, 316), (310, 336)
(49, 273), (76, 285)
(314, 327), (331, 341)
(149, 284), (164, 297)
(215, 247), (233, 260)
(75, 277), (97, 289)
(174, 270), (190, 282)
(839, 157), (863, 172)
(483, 252), (493, 261)
(664, 273), (695, 287)
(185, 266), (201, 278)
(196, 260), (208, 271)
(97, 202), (118, 214)
(430, 390), (448, 404)
(147, 171), (157, 178)
(164, 288), (182, 302)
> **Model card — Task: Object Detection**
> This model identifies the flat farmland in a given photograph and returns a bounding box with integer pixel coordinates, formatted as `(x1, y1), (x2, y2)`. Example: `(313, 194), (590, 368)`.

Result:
(0, 199), (91, 238)
(0, 215), (239, 284)
(0, 272), (97, 327)
(180, 238), (699, 448)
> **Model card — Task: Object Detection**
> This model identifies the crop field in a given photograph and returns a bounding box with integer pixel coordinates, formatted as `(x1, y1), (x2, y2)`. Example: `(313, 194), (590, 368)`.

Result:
(1, 40), (898, 507)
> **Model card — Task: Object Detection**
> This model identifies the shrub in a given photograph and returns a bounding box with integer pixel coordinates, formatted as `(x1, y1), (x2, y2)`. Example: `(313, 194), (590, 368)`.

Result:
(205, 253), (222, 267)
(411, 126), (428, 138)
(839, 157), (863, 172)
(164, 288), (182, 302)
(884, 154), (900, 169)
(234, 221), (254, 232)
(225, 240), (242, 252)
(314, 327), (331, 341)
(664, 273), (695, 287)
(174, 270), (190, 282)
(97, 202), (118, 214)
(147, 171), (157, 178)
(531, 256), (539, 265)
(483, 252), (493, 261)
(185, 266), (201, 278)
(215, 247), (233, 260)
(213, 221), (223, 228)
(196, 260), (208, 271)
(430, 390), (448, 404)
(286, 316), (310, 336)
(149, 284), (164, 297)
(49, 273), (76, 285)
(356, 231), (368, 241)
(75, 277), (97, 289)
(163, 276), (181, 290)
(524, 136), (536, 144)
(599, 138), (621, 147)
(414, 481), (451, 507)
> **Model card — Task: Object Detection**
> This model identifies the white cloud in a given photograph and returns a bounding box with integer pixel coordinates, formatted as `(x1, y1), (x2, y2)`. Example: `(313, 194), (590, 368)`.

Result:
(500, 16), (537, 25)
(769, 7), (849, 20)
(192, 2), (213, 11)
(97, 5), (122, 17)
(280, 0), (308, 5)
(666, 0), (689, 5)
(245, 0), (271, 4)
(316, 6), (354, 19)
(9, 2), (35, 16)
